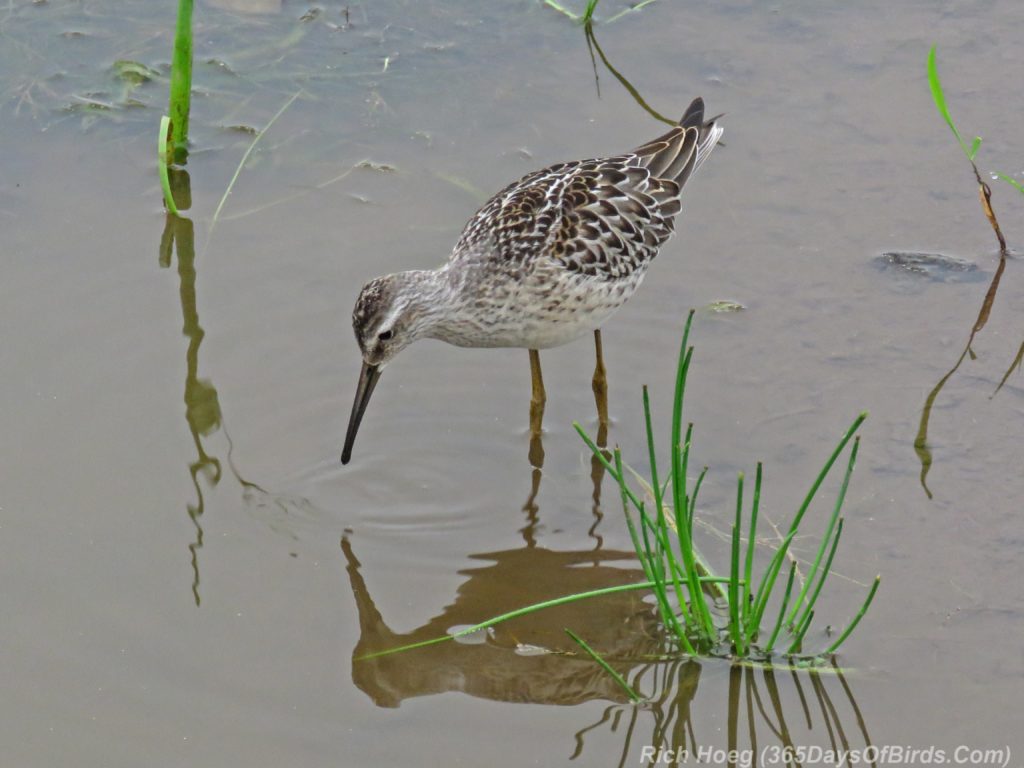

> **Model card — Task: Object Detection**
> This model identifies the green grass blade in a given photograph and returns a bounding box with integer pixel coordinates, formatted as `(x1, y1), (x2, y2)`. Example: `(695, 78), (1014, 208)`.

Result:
(629, 410), (693, 637)
(541, 0), (580, 20)
(670, 311), (696, 460)
(575, 423), (645, 511)
(687, 465), (730, 603)
(637, 500), (690, 645)
(823, 576), (881, 655)
(690, 466), (708, 515)
(748, 410), (858, 639)
(969, 136), (982, 161)
(578, 325), (876, 661)
(786, 609), (813, 655)
(728, 473), (745, 654)
(763, 562), (797, 653)
(994, 171), (1024, 197)
(793, 518), (845, 639)
(580, 0), (601, 24)
(786, 436), (860, 628)
(748, 529), (798, 632)
(605, 0), (659, 24)
(614, 449), (652, 581)
(646, 529), (692, 644)
(646, 389), (669, 592)
(927, 45), (972, 161)
(209, 89), (302, 241)
(783, 413), (866, 543)
(743, 462), (762, 639)
(671, 442), (715, 641)
(565, 628), (641, 702)
(642, 386), (664, 516)
(158, 115), (179, 215)
(680, 422), (693, 536)
(357, 579), (661, 660)
(617, 446), (696, 654)
(667, 423), (700, 626)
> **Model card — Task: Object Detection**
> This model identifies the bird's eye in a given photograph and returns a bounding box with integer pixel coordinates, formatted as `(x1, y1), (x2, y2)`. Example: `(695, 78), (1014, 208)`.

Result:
(378, 329), (394, 342)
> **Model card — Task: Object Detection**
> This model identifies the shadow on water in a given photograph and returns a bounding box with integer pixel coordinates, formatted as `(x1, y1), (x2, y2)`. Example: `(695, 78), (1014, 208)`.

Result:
(344, 428), (636, 712)
(343, 533), (655, 709)
(913, 166), (1020, 499)
(342, 453), (873, 763)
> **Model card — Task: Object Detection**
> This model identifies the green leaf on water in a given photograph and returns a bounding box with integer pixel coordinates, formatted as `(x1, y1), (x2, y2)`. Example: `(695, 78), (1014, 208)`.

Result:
(993, 171), (1024, 197)
(969, 136), (982, 161)
(927, 45), (973, 162)
(113, 60), (162, 85)
(541, 0), (580, 21)
(564, 628), (641, 702)
(605, 0), (660, 24)
(704, 300), (746, 313)
(158, 115), (179, 215)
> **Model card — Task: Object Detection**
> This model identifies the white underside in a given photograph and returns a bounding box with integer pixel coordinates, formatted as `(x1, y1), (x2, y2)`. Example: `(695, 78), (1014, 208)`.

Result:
(443, 302), (624, 349)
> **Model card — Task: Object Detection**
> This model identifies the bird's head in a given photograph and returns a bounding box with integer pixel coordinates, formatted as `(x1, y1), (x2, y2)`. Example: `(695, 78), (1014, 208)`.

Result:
(342, 270), (441, 464)
(351, 273), (421, 367)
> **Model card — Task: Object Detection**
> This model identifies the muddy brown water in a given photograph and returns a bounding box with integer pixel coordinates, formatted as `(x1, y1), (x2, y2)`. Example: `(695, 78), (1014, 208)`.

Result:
(2, 1), (1022, 765)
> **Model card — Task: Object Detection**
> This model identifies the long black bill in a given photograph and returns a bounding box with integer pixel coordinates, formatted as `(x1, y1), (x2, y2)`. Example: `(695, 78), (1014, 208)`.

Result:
(341, 361), (381, 464)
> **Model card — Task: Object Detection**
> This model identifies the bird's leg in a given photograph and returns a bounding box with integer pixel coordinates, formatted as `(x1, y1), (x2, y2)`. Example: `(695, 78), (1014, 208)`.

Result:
(587, 420), (609, 548)
(592, 329), (610, 428)
(528, 349), (546, 437)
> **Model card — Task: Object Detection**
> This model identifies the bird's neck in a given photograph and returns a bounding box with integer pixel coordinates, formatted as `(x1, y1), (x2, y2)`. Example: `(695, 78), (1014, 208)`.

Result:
(395, 267), (456, 341)
(399, 264), (488, 347)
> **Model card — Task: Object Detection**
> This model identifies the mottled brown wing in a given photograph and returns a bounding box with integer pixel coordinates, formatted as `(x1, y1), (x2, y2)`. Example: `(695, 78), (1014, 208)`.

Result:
(545, 158), (682, 280)
(450, 98), (719, 279)
(451, 161), (578, 267)
(452, 156), (683, 281)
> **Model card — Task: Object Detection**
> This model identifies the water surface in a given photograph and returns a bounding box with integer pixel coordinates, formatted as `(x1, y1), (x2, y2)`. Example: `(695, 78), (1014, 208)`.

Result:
(2, 1), (1023, 765)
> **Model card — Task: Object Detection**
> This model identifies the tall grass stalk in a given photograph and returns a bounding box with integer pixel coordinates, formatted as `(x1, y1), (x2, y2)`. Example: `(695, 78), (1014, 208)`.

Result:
(927, 44), (1015, 246)
(168, 0), (194, 163)
(927, 45), (980, 163)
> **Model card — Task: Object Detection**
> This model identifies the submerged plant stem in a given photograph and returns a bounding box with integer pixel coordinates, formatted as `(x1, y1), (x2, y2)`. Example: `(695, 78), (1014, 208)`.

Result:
(168, 0), (194, 162)
(565, 628), (641, 702)
(158, 115), (179, 215)
(208, 89), (302, 244)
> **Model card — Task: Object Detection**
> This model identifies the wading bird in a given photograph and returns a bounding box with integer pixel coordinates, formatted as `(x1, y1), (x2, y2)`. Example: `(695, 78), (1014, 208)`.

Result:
(342, 97), (722, 464)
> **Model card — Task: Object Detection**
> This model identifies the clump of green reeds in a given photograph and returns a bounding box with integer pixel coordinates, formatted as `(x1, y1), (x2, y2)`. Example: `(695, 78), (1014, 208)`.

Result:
(575, 311), (879, 661)
(355, 314), (878, 670)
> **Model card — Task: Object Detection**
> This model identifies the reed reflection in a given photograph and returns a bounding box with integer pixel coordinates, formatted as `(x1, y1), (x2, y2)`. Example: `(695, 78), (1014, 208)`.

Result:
(344, 514), (873, 764)
(159, 168), (223, 606)
(914, 171), (1020, 498)
(572, 661), (874, 768)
